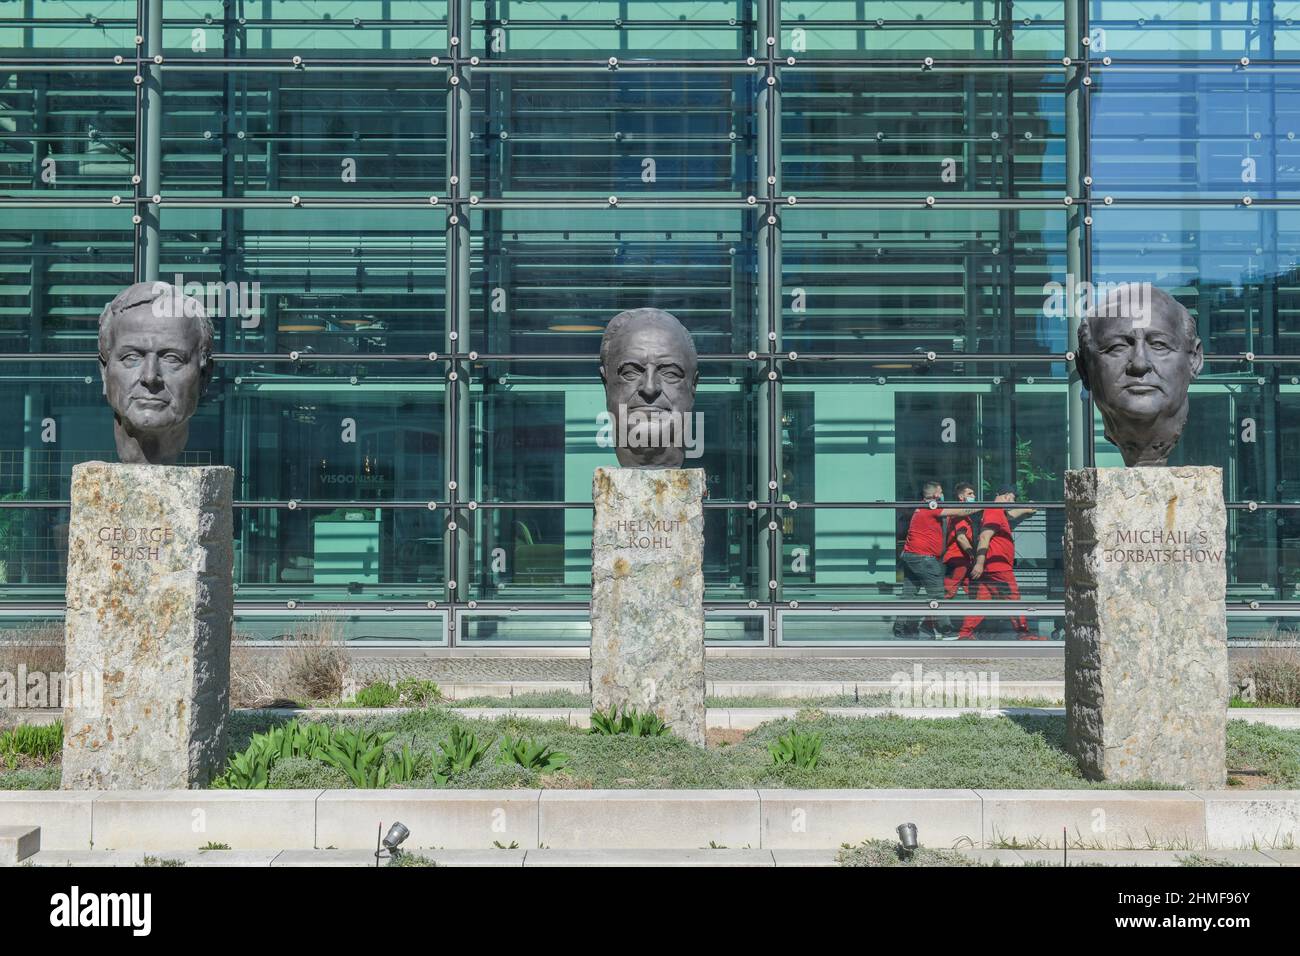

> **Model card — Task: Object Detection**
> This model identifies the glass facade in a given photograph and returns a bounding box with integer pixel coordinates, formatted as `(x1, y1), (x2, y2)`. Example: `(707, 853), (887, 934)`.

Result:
(2, 2), (1298, 645)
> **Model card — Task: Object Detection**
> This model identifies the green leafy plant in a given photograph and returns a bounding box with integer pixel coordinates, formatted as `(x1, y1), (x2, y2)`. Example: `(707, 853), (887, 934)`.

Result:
(769, 729), (823, 769)
(213, 720), (419, 790)
(0, 722), (62, 769)
(353, 681), (400, 708)
(497, 735), (569, 772)
(395, 678), (442, 707)
(317, 726), (415, 789)
(200, 842), (230, 850)
(433, 726), (493, 783)
(588, 706), (671, 737)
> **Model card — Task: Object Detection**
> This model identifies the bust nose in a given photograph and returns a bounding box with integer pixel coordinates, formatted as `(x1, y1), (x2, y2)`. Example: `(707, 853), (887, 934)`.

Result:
(139, 353), (164, 388)
(1126, 338), (1152, 376)
(637, 366), (660, 403)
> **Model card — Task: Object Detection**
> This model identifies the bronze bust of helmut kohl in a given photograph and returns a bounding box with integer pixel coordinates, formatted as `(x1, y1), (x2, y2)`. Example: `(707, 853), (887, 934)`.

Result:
(97, 281), (216, 466)
(598, 307), (700, 469)
(1076, 283), (1204, 467)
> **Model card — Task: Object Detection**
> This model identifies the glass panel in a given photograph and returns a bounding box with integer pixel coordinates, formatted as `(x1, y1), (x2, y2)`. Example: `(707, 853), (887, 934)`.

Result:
(235, 610), (447, 644)
(782, 70), (1066, 197)
(234, 506), (444, 598)
(1087, 2), (1300, 59)
(780, 611), (1064, 644)
(459, 610), (766, 643)
(0, 209), (136, 354)
(0, 506), (68, 595)
(465, 502), (765, 601)
(222, 360), (445, 503)
(159, 207), (446, 354)
(161, 71), (449, 197)
(470, 0), (754, 59)
(781, 207), (1069, 354)
(0, 2), (137, 55)
(1230, 614), (1300, 643)
(777, 503), (1063, 604)
(0, 71), (137, 199)
(779, 1), (1065, 59)
(470, 358), (760, 502)
(0, 358), (213, 501)
(0, 358), (446, 504)
(161, 2), (449, 58)
(1089, 206), (1300, 356)
(1091, 69), (1300, 199)
(470, 71), (757, 198)
(779, 359), (1069, 503)
(468, 207), (757, 354)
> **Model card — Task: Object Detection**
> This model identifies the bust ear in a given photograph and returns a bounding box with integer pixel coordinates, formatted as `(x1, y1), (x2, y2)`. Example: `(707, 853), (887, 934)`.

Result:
(98, 353), (108, 396)
(199, 355), (216, 392)
(1074, 349), (1091, 393)
(599, 364), (608, 384)
(1188, 337), (1204, 380)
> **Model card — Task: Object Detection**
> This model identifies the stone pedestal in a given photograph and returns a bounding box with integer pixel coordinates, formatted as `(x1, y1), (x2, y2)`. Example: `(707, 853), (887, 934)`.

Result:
(62, 462), (234, 789)
(590, 467), (706, 746)
(1064, 466), (1228, 789)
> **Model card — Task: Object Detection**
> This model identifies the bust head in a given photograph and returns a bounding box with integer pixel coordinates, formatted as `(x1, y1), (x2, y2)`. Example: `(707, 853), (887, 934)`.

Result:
(97, 281), (215, 465)
(1076, 283), (1202, 467)
(598, 308), (700, 469)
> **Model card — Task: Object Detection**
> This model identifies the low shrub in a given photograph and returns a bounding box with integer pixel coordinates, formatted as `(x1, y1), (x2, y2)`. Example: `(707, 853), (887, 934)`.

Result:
(354, 682), (400, 708)
(433, 726), (494, 783)
(498, 735), (569, 772)
(589, 706), (672, 738)
(1233, 647), (1300, 708)
(768, 729), (823, 770)
(283, 615), (352, 702)
(395, 679), (442, 707)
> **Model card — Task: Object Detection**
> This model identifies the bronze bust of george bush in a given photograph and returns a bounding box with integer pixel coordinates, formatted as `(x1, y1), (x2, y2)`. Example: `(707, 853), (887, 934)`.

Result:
(97, 281), (215, 466)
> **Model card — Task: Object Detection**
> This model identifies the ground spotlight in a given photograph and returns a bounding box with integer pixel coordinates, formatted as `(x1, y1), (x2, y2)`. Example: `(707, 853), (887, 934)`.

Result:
(375, 821), (411, 865)
(896, 822), (919, 859)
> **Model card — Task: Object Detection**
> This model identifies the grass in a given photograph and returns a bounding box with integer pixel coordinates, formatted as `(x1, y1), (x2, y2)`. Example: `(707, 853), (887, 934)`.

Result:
(208, 708), (1299, 791)
(3, 711), (1296, 792)
(0, 721), (61, 769)
(1226, 720), (1300, 787)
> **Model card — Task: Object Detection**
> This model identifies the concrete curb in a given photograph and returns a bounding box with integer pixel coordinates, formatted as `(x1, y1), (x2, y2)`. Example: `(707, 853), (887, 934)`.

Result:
(2, 789), (1296, 853)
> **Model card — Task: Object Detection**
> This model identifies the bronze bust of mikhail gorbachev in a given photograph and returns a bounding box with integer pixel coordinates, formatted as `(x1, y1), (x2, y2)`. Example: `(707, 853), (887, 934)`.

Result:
(97, 281), (215, 466)
(1076, 283), (1204, 467)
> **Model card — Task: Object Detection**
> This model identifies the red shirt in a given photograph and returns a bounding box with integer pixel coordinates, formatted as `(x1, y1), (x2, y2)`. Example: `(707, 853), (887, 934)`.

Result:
(903, 507), (945, 558)
(980, 508), (1015, 567)
(943, 516), (974, 564)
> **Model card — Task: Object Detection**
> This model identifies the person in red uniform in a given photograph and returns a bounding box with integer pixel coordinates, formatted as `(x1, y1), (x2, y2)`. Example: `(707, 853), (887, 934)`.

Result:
(894, 479), (977, 640)
(943, 481), (979, 602)
(959, 485), (1038, 640)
